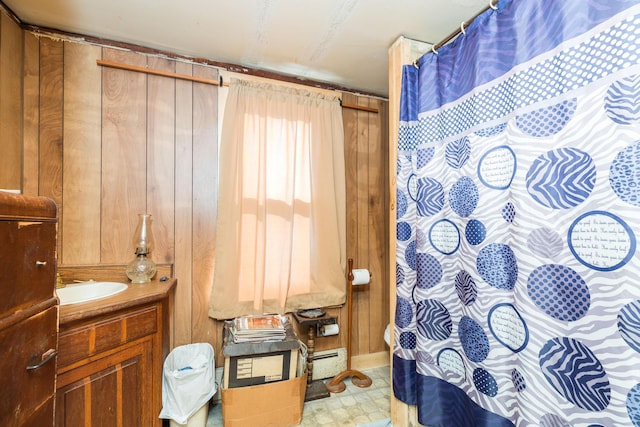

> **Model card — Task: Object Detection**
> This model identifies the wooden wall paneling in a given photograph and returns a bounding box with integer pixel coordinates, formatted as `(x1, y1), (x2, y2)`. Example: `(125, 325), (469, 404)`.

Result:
(190, 64), (218, 345)
(354, 95), (371, 357)
(38, 37), (64, 264)
(173, 61), (194, 346)
(101, 49), (148, 264)
(0, 12), (22, 190)
(342, 92), (359, 355)
(22, 32), (40, 196)
(61, 41), (103, 265)
(146, 56), (176, 266)
(379, 99), (390, 352)
(366, 97), (387, 354)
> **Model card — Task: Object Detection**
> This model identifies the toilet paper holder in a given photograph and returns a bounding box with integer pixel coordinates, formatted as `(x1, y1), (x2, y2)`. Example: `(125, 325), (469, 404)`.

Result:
(316, 319), (338, 337)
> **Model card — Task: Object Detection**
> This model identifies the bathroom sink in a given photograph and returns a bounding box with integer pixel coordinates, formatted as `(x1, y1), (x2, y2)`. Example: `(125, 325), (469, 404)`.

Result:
(57, 281), (128, 306)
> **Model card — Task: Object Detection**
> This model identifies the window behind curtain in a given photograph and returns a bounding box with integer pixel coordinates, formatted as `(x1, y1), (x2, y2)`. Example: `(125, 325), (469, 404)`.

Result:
(208, 79), (346, 320)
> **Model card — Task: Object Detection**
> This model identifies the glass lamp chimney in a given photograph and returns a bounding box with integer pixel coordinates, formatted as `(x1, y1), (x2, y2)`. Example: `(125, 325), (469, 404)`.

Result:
(126, 214), (157, 283)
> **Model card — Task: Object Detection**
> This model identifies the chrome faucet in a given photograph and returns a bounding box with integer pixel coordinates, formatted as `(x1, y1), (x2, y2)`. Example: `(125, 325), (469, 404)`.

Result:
(56, 273), (66, 289)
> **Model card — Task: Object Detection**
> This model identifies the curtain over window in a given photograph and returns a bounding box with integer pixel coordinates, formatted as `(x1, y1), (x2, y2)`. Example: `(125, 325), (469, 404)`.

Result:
(208, 79), (346, 320)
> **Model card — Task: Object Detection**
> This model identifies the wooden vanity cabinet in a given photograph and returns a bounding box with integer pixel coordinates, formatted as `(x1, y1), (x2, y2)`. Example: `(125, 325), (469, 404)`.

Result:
(0, 192), (58, 427)
(56, 284), (173, 427)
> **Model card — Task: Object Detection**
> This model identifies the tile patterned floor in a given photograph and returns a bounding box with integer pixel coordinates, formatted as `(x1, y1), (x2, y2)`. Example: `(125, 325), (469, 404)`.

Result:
(206, 365), (391, 427)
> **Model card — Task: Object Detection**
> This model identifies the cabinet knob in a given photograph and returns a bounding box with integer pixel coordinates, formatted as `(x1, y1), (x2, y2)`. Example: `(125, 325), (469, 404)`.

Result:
(35, 260), (47, 266)
(26, 348), (57, 371)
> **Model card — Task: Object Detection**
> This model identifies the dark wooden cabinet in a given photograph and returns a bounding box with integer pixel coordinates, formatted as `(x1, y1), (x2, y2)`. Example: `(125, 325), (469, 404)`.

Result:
(56, 282), (174, 427)
(0, 192), (58, 427)
(56, 339), (151, 426)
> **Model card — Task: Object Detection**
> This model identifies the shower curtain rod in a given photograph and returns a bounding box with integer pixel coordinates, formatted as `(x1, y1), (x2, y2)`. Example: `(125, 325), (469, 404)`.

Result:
(431, 0), (497, 52)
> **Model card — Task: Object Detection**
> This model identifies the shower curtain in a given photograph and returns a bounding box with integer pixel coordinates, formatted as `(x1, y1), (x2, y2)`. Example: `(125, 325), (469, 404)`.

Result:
(393, 0), (640, 426)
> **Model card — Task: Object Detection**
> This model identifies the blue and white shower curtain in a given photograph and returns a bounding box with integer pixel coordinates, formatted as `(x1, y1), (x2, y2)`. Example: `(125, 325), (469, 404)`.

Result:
(393, 0), (640, 425)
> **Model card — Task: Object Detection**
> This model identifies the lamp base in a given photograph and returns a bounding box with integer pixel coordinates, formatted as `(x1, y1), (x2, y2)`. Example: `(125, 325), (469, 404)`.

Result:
(126, 254), (157, 283)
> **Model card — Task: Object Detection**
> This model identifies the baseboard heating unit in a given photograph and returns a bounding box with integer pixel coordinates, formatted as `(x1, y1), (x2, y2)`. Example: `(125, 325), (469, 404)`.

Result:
(311, 347), (347, 379)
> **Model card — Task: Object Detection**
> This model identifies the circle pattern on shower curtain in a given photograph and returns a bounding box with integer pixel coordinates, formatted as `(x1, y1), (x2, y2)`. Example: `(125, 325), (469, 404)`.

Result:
(416, 253), (443, 289)
(405, 241), (417, 270)
(417, 147), (435, 169)
(527, 264), (590, 322)
(396, 263), (405, 286)
(617, 300), (640, 353)
(476, 243), (519, 291)
(397, 222), (412, 241)
(526, 147), (596, 209)
(399, 331), (417, 349)
(604, 75), (640, 125)
(449, 176), (479, 217)
(515, 98), (577, 137)
(465, 219), (487, 245)
(527, 227), (564, 259)
(478, 145), (517, 190)
(395, 297), (413, 329)
(625, 383), (640, 426)
(446, 137), (471, 169)
(609, 141), (640, 207)
(568, 210), (636, 271)
(429, 219), (460, 255)
(474, 368), (499, 397)
(459, 316), (490, 363)
(416, 299), (452, 340)
(438, 348), (466, 379)
(455, 270), (477, 306)
(538, 336), (611, 411)
(488, 303), (529, 352)
(502, 202), (516, 223)
(511, 369), (527, 392)
(416, 177), (445, 216)
(397, 189), (408, 219)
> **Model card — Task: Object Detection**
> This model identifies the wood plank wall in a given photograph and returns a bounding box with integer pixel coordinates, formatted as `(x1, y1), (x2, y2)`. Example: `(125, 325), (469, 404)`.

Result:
(343, 93), (390, 358)
(0, 11), (22, 190)
(8, 28), (389, 366)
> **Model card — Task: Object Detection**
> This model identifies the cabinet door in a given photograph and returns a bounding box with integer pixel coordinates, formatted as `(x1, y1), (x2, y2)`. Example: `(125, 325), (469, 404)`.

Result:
(56, 340), (154, 427)
(0, 221), (56, 317)
(0, 306), (57, 427)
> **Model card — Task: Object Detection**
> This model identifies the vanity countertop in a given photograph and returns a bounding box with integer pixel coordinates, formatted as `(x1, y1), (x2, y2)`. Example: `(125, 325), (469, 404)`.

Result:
(59, 277), (176, 325)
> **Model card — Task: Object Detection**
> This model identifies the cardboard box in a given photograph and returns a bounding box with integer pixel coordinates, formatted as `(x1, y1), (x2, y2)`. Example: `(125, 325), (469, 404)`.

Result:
(221, 371), (307, 427)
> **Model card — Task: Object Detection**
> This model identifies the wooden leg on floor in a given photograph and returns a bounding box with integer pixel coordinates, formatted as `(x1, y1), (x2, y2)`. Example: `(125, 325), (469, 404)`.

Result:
(304, 324), (330, 401)
(326, 369), (372, 393)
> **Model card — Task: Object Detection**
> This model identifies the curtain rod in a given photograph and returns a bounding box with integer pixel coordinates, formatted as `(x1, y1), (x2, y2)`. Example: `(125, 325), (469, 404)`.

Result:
(97, 59), (226, 86)
(432, 0), (498, 52)
(96, 59), (378, 114)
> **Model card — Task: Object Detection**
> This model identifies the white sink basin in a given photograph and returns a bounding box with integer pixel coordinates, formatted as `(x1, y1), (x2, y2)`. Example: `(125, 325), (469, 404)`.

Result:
(57, 281), (128, 306)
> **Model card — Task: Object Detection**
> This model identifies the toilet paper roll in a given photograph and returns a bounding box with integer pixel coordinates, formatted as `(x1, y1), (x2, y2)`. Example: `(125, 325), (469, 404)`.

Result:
(352, 268), (371, 286)
(319, 323), (339, 336)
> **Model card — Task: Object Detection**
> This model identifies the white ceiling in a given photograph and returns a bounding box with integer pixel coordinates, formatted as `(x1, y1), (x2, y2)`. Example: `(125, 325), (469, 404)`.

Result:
(3, 0), (489, 97)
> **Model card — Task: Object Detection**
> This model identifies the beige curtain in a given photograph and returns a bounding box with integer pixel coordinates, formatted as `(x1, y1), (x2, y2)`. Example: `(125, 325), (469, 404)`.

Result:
(208, 79), (346, 320)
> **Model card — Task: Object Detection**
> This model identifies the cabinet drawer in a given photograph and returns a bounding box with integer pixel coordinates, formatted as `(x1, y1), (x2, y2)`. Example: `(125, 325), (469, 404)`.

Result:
(0, 221), (56, 318)
(0, 306), (57, 427)
(58, 305), (158, 368)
